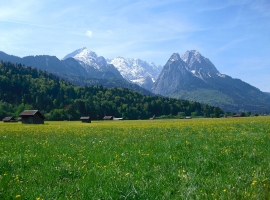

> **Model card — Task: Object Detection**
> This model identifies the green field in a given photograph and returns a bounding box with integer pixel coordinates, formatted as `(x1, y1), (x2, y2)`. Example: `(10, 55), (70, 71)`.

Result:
(0, 117), (269, 199)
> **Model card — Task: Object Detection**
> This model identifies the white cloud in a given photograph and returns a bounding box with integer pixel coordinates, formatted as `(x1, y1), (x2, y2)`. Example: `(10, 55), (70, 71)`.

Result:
(86, 30), (93, 37)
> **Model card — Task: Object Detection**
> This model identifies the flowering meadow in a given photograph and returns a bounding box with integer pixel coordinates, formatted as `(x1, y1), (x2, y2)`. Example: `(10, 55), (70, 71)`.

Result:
(0, 117), (269, 199)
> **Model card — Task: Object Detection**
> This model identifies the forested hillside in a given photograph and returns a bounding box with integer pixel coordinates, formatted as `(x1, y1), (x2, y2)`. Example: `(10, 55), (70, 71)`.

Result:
(0, 61), (222, 120)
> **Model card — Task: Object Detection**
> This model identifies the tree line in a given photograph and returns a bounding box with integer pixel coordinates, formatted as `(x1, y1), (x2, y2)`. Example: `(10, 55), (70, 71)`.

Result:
(0, 61), (222, 120)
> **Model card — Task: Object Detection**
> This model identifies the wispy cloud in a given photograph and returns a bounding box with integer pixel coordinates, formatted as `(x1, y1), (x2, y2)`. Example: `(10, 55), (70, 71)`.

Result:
(0, 18), (69, 29)
(214, 37), (252, 54)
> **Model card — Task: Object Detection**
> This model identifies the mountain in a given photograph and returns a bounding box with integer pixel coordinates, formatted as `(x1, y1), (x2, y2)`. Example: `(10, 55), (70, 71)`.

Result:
(62, 47), (163, 94)
(108, 57), (162, 90)
(152, 50), (270, 113)
(64, 47), (163, 90)
(0, 50), (154, 96)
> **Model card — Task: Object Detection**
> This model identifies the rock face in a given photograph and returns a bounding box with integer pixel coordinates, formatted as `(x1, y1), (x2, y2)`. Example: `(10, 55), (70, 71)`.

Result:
(152, 53), (206, 95)
(152, 51), (270, 112)
(181, 50), (220, 79)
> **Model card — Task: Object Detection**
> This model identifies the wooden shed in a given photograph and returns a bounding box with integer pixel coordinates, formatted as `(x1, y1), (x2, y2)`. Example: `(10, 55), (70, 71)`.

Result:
(2, 116), (18, 122)
(103, 116), (114, 120)
(80, 116), (91, 123)
(19, 110), (45, 124)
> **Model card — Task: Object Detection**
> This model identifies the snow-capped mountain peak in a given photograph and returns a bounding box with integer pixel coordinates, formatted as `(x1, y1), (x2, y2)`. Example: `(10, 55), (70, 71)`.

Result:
(63, 47), (97, 60)
(108, 57), (163, 89)
(63, 47), (99, 69)
(76, 47), (97, 59)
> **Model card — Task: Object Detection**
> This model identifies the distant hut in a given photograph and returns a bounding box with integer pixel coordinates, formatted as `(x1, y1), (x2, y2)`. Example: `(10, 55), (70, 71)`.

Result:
(113, 117), (123, 120)
(103, 116), (114, 120)
(149, 115), (155, 120)
(80, 116), (91, 123)
(2, 116), (18, 122)
(19, 110), (45, 124)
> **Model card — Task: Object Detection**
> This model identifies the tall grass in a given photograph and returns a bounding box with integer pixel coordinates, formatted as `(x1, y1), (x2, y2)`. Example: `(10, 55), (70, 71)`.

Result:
(0, 117), (269, 199)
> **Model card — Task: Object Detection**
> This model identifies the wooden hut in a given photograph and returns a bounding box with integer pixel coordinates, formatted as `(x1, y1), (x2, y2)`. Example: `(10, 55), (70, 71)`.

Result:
(19, 110), (45, 124)
(103, 116), (114, 120)
(80, 116), (91, 123)
(2, 116), (18, 122)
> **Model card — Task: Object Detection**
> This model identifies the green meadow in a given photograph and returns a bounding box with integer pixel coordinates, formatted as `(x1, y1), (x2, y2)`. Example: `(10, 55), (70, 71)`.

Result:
(0, 117), (269, 199)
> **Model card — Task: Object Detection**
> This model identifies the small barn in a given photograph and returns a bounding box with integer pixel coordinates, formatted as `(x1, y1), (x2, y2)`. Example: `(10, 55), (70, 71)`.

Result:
(19, 110), (45, 124)
(2, 116), (18, 122)
(80, 116), (91, 123)
(103, 116), (114, 120)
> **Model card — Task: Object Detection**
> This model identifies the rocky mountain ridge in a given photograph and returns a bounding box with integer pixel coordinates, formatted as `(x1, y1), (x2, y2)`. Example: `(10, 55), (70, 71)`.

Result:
(63, 47), (162, 90)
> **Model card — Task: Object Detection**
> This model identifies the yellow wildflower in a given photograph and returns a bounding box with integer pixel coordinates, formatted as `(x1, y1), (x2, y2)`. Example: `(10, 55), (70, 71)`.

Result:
(252, 180), (257, 185)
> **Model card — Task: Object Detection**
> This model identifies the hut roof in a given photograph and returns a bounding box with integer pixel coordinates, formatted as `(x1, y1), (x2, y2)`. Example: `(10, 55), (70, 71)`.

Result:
(19, 110), (45, 119)
(103, 116), (114, 120)
(80, 116), (91, 120)
(2, 116), (16, 122)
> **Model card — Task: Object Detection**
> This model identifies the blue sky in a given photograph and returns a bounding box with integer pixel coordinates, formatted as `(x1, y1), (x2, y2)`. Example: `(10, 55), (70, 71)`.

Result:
(0, 0), (270, 92)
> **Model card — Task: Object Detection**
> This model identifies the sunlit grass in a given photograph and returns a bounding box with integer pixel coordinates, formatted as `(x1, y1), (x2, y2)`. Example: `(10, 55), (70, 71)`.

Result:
(0, 117), (269, 199)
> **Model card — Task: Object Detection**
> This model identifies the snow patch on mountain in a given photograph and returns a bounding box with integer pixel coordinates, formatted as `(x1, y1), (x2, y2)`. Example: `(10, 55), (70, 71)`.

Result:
(217, 73), (226, 78)
(108, 57), (163, 87)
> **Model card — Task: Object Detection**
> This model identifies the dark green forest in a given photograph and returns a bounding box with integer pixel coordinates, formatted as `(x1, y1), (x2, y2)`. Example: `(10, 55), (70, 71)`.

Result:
(0, 61), (222, 120)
